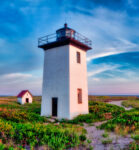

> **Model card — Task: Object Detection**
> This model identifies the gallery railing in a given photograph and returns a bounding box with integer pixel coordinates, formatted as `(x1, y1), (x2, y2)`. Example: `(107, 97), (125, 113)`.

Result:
(38, 32), (92, 48)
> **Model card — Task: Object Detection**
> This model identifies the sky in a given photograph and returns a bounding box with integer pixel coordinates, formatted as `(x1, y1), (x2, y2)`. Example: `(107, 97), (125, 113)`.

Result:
(0, 0), (139, 96)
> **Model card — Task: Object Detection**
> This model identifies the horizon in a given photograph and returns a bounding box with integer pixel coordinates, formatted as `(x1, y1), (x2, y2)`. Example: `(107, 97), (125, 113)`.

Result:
(1, 94), (139, 97)
(0, 0), (139, 95)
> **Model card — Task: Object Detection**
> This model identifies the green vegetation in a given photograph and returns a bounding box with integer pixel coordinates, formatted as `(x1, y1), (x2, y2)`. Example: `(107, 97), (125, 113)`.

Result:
(99, 109), (139, 134)
(101, 139), (112, 144)
(129, 133), (139, 150)
(89, 95), (138, 102)
(129, 141), (139, 150)
(132, 134), (139, 141)
(102, 132), (109, 138)
(122, 99), (139, 109)
(0, 110), (48, 123)
(61, 101), (125, 124)
(79, 134), (87, 142)
(87, 139), (92, 144)
(89, 145), (94, 150)
(0, 96), (85, 149)
(0, 119), (80, 149)
(0, 96), (139, 149)
(0, 143), (24, 150)
(0, 100), (41, 114)
(89, 101), (125, 118)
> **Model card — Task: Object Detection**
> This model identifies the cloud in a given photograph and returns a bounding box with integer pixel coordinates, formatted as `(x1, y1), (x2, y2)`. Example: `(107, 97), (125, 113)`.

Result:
(2, 73), (32, 80)
(66, 0), (139, 17)
(87, 51), (139, 95)
(87, 51), (122, 61)
(92, 78), (100, 82)
(92, 52), (139, 69)
(88, 64), (120, 77)
(0, 0), (139, 95)
(87, 37), (138, 62)
(0, 73), (33, 85)
(0, 73), (42, 95)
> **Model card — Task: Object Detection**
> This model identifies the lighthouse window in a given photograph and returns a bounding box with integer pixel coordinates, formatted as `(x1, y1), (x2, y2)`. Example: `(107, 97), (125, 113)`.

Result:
(77, 52), (81, 63)
(77, 89), (82, 104)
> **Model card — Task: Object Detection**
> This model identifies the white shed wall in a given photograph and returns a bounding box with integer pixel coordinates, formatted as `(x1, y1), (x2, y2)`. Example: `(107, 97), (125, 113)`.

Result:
(18, 92), (32, 104)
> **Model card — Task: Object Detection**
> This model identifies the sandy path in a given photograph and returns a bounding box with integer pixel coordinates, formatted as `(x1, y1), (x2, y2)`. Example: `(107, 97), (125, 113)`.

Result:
(84, 100), (133, 150)
(84, 121), (133, 150)
(108, 100), (132, 110)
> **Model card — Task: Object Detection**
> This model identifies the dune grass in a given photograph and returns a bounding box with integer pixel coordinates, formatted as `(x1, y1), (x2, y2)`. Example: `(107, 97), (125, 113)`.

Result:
(0, 96), (138, 149)
(89, 95), (138, 102)
(61, 101), (125, 124)
(122, 99), (139, 109)
(99, 109), (139, 135)
(0, 96), (86, 149)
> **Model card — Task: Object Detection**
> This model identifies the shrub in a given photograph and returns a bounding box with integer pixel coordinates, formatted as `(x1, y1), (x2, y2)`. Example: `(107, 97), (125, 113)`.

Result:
(102, 132), (109, 138)
(79, 134), (86, 142)
(89, 145), (94, 150)
(87, 139), (92, 144)
(89, 101), (125, 118)
(129, 141), (139, 150)
(102, 139), (112, 144)
(61, 101), (125, 124)
(100, 110), (139, 134)
(122, 100), (139, 109)
(0, 110), (47, 123)
(132, 134), (139, 141)
(89, 95), (138, 102)
(0, 143), (5, 150)
(0, 119), (80, 149)
(0, 143), (25, 150)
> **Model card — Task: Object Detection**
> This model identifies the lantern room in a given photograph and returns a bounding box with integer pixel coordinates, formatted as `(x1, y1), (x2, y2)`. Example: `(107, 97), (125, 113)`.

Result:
(56, 23), (75, 41)
(38, 24), (92, 51)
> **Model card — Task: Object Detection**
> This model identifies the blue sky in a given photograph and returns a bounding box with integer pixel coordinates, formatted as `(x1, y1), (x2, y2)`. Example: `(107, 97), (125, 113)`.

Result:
(0, 0), (139, 95)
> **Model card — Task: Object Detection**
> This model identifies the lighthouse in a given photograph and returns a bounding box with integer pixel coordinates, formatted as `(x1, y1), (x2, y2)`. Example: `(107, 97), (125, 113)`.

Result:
(38, 24), (92, 119)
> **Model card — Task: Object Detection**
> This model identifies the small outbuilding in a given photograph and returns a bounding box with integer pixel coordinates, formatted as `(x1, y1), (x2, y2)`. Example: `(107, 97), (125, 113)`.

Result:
(17, 90), (33, 104)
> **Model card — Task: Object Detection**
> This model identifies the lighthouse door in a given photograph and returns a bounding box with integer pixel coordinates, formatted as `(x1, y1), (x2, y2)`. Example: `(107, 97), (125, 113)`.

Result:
(52, 98), (58, 117)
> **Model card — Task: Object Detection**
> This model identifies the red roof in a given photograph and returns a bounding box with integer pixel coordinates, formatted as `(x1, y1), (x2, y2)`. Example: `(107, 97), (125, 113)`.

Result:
(17, 90), (33, 98)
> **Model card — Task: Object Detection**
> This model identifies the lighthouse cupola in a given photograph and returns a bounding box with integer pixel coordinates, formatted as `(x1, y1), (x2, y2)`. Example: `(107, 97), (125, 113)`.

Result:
(38, 24), (92, 51)
(56, 23), (75, 41)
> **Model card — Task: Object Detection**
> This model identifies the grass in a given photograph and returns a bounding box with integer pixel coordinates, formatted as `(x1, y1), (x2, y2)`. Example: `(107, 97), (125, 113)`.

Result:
(89, 95), (138, 102)
(89, 145), (94, 150)
(128, 141), (139, 150)
(61, 101), (125, 124)
(0, 96), (138, 149)
(122, 99), (139, 109)
(129, 133), (139, 150)
(132, 134), (139, 141)
(101, 139), (112, 144)
(0, 109), (48, 123)
(87, 139), (92, 144)
(99, 109), (139, 134)
(0, 119), (81, 149)
(0, 143), (24, 150)
(102, 132), (109, 138)
(0, 97), (41, 114)
(0, 96), (86, 149)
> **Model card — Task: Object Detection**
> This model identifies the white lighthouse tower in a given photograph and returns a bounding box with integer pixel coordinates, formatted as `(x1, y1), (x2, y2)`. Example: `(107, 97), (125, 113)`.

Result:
(38, 24), (92, 119)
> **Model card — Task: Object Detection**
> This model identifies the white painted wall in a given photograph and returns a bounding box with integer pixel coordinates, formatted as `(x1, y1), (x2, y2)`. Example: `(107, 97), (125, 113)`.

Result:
(69, 45), (88, 119)
(18, 92), (33, 104)
(41, 44), (88, 119)
(41, 45), (70, 119)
